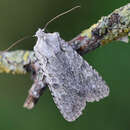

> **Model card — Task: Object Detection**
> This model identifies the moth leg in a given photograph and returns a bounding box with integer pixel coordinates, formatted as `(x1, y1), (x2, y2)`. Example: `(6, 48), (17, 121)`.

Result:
(24, 80), (47, 109)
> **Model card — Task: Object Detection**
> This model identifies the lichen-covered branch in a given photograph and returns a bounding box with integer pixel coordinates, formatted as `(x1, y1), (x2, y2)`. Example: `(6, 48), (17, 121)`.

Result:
(0, 50), (34, 74)
(69, 3), (130, 54)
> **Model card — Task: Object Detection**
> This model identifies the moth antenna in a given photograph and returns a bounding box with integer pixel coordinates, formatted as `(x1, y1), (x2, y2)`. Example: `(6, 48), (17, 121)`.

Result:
(2, 35), (31, 53)
(43, 5), (80, 31)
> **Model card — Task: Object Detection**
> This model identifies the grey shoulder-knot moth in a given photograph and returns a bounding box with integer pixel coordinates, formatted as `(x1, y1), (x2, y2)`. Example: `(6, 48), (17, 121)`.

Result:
(22, 6), (109, 122)
(33, 28), (109, 122)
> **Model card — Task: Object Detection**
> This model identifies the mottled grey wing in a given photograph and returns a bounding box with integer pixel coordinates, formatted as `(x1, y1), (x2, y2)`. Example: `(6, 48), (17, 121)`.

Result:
(43, 39), (109, 122)
(34, 31), (109, 122)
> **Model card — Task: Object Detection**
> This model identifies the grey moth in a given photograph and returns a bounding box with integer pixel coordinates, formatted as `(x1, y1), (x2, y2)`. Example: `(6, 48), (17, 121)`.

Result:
(33, 28), (109, 122)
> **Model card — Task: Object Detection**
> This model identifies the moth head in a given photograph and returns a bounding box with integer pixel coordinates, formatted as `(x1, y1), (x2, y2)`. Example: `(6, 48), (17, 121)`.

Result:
(34, 28), (61, 58)
(35, 28), (45, 38)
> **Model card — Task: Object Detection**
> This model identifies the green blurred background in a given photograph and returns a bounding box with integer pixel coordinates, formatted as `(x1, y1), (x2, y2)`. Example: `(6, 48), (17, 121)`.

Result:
(0, 0), (130, 130)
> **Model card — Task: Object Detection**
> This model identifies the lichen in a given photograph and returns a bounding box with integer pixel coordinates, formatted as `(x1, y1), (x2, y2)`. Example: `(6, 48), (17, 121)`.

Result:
(80, 3), (130, 46)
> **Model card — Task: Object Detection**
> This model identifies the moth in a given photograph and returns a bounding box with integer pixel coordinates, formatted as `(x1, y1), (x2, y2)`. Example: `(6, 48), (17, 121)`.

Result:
(32, 28), (109, 122)
(23, 6), (109, 122)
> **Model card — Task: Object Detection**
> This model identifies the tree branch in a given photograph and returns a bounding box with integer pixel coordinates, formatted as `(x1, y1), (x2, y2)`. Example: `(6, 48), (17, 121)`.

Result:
(0, 50), (34, 74)
(69, 3), (130, 54)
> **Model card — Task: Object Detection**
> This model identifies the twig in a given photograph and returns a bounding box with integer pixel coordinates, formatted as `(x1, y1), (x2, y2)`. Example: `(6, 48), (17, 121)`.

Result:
(69, 3), (130, 54)
(0, 50), (34, 74)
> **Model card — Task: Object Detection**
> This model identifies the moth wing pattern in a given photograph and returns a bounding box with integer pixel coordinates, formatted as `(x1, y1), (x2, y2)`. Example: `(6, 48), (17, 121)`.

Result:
(34, 29), (109, 122)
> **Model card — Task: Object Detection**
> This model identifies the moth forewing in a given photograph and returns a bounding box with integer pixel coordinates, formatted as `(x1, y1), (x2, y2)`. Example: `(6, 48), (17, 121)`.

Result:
(34, 29), (109, 122)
